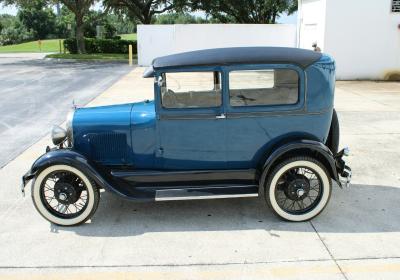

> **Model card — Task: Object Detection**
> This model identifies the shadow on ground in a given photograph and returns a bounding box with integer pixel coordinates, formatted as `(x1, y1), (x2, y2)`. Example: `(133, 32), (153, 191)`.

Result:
(52, 184), (400, 236)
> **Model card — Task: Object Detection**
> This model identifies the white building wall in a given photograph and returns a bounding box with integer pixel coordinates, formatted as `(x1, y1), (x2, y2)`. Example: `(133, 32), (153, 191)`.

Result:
(300, 0), (400, 80)
(323, 0), (400, 80)
(137, 24), (297, 66)
(298, 0), (327, 50)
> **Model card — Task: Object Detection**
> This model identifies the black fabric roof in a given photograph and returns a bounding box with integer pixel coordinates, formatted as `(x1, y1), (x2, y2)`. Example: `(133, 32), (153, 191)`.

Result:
(152, 47), (322, 70)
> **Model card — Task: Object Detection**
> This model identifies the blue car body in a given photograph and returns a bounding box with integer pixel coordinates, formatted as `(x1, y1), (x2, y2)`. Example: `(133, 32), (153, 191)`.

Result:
(22, 47), (348, 202)
(73, 55), (335, 170)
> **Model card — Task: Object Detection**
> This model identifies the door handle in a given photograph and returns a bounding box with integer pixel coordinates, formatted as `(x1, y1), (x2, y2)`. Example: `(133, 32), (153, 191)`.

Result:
(215, 113), (226, 119)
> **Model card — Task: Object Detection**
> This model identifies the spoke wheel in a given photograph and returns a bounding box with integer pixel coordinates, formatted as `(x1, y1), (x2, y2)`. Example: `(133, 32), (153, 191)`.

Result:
(275, 167), (323, 215)
(32, 165), (100, 226)
(265, 157), (331, 222)
(40, 170), (89, 219)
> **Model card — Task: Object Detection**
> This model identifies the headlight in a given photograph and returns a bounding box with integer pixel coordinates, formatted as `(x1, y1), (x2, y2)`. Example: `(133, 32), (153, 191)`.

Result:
(66, 110), (75, 147)
(51, 125), (67, 146)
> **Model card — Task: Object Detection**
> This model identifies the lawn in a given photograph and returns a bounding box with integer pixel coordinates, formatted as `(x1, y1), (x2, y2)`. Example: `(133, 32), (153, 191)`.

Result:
(119, 33), (137, 40)
(0, 35), (136, 53)
(0, 39), (63, 53)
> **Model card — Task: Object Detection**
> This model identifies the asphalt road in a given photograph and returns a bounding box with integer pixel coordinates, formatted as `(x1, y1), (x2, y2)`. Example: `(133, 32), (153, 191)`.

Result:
(0, 55), (131, 168)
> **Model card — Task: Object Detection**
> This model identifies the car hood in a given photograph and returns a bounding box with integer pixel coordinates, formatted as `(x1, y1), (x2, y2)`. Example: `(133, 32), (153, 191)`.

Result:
(72, 101), (155, 166)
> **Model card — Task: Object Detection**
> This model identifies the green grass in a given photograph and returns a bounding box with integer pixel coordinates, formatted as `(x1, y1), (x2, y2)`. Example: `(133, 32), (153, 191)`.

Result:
(0, 35), (136, 53)
(0, 39), (63, 53)
(119, 33), (137, 40)
(46, 53), (136, 61)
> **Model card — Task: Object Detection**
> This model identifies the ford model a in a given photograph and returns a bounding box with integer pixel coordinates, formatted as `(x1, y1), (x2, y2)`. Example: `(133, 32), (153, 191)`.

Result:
(22, 47), (351, 226)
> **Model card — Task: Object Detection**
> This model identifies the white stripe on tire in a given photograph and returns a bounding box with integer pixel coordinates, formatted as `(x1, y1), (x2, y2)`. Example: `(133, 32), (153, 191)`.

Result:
(268, 160), (330, 222)
(32, 165), (95, 226)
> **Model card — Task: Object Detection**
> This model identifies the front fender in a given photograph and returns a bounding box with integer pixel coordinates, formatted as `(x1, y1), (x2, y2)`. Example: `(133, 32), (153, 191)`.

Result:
(259, 140), (339, 189)
(22, 149), (129, 199)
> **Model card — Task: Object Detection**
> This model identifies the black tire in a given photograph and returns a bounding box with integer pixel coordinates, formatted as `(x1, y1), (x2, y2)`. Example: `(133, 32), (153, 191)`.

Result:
(31, 164), (100, 226)
(265, 156), (332, 222)
(326, 109), (340, 154)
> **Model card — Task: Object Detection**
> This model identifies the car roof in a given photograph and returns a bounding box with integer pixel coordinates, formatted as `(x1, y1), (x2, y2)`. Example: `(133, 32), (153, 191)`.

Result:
(143, 47), (322, 77)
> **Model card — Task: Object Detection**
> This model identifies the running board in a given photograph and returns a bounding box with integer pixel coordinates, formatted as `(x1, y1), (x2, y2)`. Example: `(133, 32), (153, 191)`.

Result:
(155, 185), (259, 201)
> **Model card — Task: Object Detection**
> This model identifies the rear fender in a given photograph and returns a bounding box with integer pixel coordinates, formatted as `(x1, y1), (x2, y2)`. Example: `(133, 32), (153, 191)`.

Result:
(259, 140), (339, 189)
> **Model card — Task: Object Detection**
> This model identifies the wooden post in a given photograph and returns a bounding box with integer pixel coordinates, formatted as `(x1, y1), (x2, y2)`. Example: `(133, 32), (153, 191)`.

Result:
(59, 40), (62, 53)
(128, 44), (133, 66)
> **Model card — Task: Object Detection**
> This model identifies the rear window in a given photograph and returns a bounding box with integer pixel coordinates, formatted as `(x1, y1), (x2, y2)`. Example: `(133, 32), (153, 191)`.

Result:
(229, 69), (299, 107)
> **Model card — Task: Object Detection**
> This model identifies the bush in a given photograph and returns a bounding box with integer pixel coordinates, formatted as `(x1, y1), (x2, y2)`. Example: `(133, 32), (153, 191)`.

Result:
(0, 25), (33, 46)
(63, 38), (137, 54)
(0, 14), (34, 45)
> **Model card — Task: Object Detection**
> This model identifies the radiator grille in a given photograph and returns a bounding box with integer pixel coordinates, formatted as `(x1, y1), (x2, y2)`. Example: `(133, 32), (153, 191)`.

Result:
(89, 133), (128, 162)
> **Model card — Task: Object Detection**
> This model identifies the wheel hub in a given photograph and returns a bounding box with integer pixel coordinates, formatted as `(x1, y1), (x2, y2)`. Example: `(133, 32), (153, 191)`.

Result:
(285, 175), (310, 201)
(54, 182), (79, 205)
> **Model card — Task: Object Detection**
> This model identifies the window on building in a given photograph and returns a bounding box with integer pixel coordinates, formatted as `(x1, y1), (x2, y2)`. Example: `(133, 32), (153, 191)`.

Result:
(161, 71), (222, 109)
(229, 69), (299, 107)
(392, 0), (400, 12)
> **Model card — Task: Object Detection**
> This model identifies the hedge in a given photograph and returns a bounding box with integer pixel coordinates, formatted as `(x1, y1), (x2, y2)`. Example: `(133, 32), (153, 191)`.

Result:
(64, 38), (137, 54)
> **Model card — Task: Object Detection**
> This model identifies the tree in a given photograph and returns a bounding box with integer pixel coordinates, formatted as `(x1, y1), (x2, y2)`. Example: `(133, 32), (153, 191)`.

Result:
(154, 12), (208, 24)
(0, 14), (33, 45)
(84, 10), (117, 38)
(105, 0), (186, 24)
(59, 0), (97, 53)
(0, 0), (102, 53)
(191, 0), (297, 24)
(17, 0), (56, 39)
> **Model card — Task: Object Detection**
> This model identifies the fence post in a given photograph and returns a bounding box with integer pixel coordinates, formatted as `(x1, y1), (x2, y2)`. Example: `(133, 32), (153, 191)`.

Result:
(128, 44), (133, 66)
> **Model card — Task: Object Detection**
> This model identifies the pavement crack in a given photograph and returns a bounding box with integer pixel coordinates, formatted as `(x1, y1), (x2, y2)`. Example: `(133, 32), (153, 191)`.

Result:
(309, 221), (349, 280)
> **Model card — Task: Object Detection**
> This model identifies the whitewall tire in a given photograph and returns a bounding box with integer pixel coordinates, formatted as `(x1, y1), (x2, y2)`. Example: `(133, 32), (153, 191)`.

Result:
(31, 164), (100, 226)
(265, 157), (332, 222)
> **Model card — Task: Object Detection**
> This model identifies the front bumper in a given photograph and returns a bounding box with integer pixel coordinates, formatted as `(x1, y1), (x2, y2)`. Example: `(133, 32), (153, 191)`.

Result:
(21, 170), (35, 196)
(335, 147), (352, 188)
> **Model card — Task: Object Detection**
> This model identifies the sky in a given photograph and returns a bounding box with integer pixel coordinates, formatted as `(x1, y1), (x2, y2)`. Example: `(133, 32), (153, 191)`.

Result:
(0, 3), (297, 24)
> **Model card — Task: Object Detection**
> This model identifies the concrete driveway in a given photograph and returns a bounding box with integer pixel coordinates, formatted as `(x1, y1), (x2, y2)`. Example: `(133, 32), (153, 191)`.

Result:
(0, 68), (400, 279)
(0, 54), (131, 168)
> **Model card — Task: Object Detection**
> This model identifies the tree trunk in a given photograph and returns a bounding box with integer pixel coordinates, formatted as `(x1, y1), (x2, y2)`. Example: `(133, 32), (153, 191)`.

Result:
(142, 14), (152, 24)
(76, 16), (86, 54)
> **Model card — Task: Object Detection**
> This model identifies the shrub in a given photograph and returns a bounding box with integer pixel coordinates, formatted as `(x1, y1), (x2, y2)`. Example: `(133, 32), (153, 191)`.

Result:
(63, 38), (137, 54)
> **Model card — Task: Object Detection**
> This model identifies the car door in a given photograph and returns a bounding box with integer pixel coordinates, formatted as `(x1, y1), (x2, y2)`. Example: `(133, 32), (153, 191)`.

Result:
(224, 64), (306, 169)
(155, 68), (227, 170)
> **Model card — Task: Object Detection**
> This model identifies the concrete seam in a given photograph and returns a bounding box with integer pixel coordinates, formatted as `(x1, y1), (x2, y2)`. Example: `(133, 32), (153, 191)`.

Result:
(2, 256), (400, 269)
(309, 220), (349, 280)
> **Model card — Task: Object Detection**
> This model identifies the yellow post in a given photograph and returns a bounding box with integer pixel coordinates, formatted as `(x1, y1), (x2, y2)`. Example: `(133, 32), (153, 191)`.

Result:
(128, 44), (133, 66)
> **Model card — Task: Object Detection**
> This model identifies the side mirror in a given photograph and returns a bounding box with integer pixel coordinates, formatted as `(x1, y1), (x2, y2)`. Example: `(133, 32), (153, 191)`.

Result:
(156, 76), (164, 87)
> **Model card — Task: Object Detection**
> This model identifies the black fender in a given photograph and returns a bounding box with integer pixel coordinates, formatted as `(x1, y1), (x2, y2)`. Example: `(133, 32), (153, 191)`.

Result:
(259, 139), (340, 189)
(22, 149), (141, 200)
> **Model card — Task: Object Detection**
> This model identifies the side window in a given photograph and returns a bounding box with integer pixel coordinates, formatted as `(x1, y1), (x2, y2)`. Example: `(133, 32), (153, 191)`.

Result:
(161, 71), (222, 109)
(229, 69), (299, 107)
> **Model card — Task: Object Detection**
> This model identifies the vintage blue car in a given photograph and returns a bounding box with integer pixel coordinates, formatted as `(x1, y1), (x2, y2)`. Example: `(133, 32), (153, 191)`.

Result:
(22, 47), (351, 226)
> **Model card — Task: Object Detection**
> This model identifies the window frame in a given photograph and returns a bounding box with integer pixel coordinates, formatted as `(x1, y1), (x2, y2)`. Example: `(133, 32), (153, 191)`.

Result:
(224, 64), (305, 114)
(155, 66), (225, 120)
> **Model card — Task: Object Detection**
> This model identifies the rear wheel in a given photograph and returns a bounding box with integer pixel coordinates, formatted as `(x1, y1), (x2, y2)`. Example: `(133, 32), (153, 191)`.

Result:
(265, 157), (332, 221)
(31, 164), (100, 226)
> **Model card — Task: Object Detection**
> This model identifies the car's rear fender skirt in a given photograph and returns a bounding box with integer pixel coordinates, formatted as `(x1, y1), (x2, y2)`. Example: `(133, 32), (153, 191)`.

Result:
(24, 149), (150, 201)
(259, 140), (340, 189)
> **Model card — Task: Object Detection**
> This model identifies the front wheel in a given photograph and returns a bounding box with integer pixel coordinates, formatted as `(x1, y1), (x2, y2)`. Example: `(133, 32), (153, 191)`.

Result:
(265, 157), (332, 222)
(31, 164), (100, 226)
